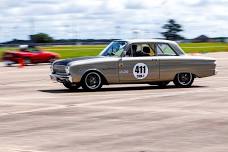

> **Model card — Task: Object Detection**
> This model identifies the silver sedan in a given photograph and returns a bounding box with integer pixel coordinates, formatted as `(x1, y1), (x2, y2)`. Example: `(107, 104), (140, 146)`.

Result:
(50, 39), (216, 91)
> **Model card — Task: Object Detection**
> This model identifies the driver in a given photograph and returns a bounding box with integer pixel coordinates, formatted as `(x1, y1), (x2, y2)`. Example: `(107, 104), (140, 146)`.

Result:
(132, 44), (145, 57)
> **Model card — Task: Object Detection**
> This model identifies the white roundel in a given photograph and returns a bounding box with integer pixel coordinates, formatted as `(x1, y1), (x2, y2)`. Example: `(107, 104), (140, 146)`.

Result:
(133, 63), (149, 79)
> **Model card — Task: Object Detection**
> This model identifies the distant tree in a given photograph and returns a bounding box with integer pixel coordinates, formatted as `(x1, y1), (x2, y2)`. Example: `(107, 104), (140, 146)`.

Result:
(30, 33), (54, 43)
(161, 19), (184, 40)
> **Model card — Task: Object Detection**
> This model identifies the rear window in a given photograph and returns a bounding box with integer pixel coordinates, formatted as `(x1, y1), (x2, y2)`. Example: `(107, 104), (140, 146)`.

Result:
(156, 43), (177, 56)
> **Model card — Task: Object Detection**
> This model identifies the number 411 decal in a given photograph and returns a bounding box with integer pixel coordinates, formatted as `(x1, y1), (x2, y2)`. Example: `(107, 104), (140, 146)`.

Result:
(133, 63), (149, 79)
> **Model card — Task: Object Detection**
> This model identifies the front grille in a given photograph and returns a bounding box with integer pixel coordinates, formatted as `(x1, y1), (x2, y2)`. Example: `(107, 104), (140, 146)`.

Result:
(53, 65), (66, 74)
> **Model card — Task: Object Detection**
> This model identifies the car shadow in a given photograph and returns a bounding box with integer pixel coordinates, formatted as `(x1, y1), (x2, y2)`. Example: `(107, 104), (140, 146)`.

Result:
(39, 85), (207, 94)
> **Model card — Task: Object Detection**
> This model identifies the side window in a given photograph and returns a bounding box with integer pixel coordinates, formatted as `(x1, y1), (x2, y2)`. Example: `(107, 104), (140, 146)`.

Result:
(125, 47), (132, 57)
(156, 43), (177, 56)
(130, 43), (155, 57)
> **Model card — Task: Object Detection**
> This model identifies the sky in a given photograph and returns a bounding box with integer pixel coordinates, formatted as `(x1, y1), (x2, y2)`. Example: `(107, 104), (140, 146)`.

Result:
(0, 0), (227, 42)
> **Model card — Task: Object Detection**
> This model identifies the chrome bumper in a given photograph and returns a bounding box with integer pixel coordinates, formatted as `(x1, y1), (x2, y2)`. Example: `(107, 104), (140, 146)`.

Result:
(3, 60), (15, 65)
(50, 73), (72, 83)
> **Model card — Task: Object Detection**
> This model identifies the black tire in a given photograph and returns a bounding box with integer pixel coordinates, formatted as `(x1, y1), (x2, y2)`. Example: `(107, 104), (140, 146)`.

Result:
(149, 81), (170, 88)
(24, 58), (31, 65)
(173, 73), (194, 88)
(63, 81), (80, 90)
(81, 71), (103, 91)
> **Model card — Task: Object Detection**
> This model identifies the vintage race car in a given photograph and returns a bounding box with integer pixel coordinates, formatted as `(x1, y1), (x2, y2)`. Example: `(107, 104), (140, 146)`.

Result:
(50, 39), (216, 91)
(2, 45), (60, 65)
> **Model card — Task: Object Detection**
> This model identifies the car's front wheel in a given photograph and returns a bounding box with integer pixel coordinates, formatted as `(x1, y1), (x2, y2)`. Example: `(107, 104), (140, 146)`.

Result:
(173, 73), (194, 87)
(63, 81), (80, 90)
(81, 71), (103, 91)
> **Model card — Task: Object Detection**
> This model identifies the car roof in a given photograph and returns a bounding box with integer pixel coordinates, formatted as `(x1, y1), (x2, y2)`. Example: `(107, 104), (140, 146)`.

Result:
(116, 39), (177, 45)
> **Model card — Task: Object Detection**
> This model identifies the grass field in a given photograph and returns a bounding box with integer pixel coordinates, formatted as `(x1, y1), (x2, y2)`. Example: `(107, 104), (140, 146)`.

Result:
(180, 43), (228, 53)
(1, 43), (228, 59)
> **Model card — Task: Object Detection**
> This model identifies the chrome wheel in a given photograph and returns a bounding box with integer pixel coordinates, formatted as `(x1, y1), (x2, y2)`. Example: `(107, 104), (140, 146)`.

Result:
(24, 58), (31, 65)
(178, 73), (192, 85)
(82, 72), (102, 90)
(174, 73), (194, 87)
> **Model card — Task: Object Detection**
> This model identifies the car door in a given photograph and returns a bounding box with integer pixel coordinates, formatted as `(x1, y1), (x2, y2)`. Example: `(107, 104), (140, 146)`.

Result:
(30, 51), (41, 63)
(28, 46), (48, 63)
(36, 51), (50, 62)
(156, 43), (180, 81)
(118, 43), (159, 83)
(33, 51), (52, 63)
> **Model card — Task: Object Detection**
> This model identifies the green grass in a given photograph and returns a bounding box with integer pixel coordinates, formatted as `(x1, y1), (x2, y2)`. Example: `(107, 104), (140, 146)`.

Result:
(1, 43), (228, 60)
(180, 43), (228, 53)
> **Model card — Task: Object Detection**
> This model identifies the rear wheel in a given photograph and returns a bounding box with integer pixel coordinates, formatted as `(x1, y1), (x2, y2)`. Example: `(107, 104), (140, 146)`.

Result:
(63, 81), (80, 90)
(24, 58), (31, 65)
(81, 71), (103, 91)
(173, 73), (194, 87)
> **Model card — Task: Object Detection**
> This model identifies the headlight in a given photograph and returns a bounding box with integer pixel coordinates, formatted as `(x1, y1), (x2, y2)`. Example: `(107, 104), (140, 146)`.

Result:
(65, 66), (70, 74)
(50, 64), (54, 73)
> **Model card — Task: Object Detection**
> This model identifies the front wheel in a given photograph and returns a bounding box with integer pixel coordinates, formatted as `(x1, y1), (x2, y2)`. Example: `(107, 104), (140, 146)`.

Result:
(63, 81), (80, 90)
(81, 71), (103, 91)
(173, 73), (194, 88)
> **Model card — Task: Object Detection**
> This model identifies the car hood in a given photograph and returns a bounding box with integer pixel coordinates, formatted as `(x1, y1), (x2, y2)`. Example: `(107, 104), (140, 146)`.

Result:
(53, 56), (104, 66)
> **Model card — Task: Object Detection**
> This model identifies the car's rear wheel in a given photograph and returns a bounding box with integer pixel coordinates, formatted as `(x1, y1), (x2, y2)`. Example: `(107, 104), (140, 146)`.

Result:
(81, 71), (103, 91)
(63, 81), (80, 90)
(173, 73), (194, 87)
(149, 81), (170, 88)
(24, 58), (31, 65)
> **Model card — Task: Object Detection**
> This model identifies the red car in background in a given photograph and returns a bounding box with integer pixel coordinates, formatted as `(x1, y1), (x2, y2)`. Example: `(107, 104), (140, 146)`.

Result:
(2, 45), (60, 65)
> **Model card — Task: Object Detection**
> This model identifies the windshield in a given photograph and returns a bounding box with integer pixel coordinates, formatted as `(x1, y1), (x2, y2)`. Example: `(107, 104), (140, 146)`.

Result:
(99, 41), (127, 57)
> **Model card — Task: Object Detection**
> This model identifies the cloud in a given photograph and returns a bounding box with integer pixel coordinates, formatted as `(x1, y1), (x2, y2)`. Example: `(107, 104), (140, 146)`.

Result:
(0, 0), (227, 42)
